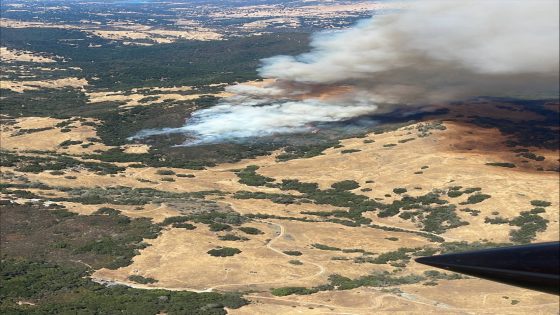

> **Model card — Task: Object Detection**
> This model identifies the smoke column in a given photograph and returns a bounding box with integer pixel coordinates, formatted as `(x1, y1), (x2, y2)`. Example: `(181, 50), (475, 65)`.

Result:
(134, 0), (559, 144)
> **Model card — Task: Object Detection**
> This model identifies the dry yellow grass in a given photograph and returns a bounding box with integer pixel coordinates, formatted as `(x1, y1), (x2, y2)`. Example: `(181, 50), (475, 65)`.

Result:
(401, 279), (560, 314)
(209, 1), (404, 19)
(58, 202), (181, 223)
(88, 119), (560, 314)
(255, 122), (559, 243)
(0, 18), (70, 29)
(91, 217), (430, 292)
(221, 197), (344, 219)
(6, 118), (558, 244)
(90, 25), (222, 44)
(0, 117), (109, 154)
(3, 109), (558, 314)
(121, 144), (151, 154)
(231, 280), (559, 315)
(1, 18), (222, 45)
(1, 77), (88, 93)
(92, 222), (321, 291)
(86, 88), (233, 108)
(0, 46), (57, 63)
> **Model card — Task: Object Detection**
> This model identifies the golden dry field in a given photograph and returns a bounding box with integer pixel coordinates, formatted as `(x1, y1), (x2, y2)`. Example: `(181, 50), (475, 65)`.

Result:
(2, 100), (558, 314)
(1, 3), (558, 311)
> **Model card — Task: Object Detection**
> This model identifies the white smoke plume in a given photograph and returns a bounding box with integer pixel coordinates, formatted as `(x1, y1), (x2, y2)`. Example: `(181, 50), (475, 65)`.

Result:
(135, 0), (559, 144)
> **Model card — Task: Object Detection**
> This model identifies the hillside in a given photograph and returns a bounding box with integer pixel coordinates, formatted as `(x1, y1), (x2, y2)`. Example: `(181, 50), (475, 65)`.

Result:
(1, 0), (558, 313)
(2, 96), (558, 313)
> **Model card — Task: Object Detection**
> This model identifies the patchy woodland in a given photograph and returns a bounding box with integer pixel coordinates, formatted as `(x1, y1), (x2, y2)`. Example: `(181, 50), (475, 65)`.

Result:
(1, 1), (559, 314)
(2, 97), (558, 314)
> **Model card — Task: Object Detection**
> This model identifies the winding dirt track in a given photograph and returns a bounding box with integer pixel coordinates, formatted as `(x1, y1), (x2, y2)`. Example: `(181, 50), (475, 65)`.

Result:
(262, 220), (326, 279)
(208, 219), (325, 290)
(370, 221), (461, 242)
(91, 200), (457, 294)
(90, 218), (558, 313)
(91, 219), (325, 292)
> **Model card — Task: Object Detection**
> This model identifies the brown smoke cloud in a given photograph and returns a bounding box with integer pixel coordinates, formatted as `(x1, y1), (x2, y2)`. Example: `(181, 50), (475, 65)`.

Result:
(135, 0), (559, 144)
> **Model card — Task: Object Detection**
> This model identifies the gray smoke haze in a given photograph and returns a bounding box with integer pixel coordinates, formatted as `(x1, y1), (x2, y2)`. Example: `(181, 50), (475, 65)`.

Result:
(135, 0), (559, 144)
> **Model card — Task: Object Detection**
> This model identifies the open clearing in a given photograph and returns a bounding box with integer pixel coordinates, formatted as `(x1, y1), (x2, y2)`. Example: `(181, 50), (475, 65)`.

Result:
(2, 102), (558, 314)
(0, 117), (109, 154)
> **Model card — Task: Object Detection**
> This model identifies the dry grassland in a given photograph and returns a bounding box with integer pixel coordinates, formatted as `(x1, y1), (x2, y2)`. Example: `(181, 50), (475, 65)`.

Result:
(86, 88), (233, 108)
(0, 46), (57, 63)
(0, 117), (109, 153)
(231, 280), (559, 315)
(3, 104), (558, 314)
(256, 122), (559, 243)
(93, 222), (320, 291)
(1, 77), (88, 93)
(1, 18), (222, 45)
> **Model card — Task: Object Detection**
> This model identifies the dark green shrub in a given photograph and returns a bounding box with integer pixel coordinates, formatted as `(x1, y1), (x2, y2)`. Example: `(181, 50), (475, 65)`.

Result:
(238, 226), (263, 235)
(422, 205), (468, 233)
(398, 138), (415, 143)
(378, 207), (400, 217)
(176, 174), (195, 178)
(371, 248), (414, 264)
(529, 208), (546, 214)
(207, 247), (241, 257)
(484, 217), (509, 224)
(94, 207), (121, 216)
(517, 152), (545, 161)
(486, 162), (516, 168)
(156, 170), (175, 175)
(331, 180), (360, 191)
(161, 216), (190, 226)
(128, 275), (158, 284)
(218, 234), (247, 241)
(462, 194), (491, 204)
(447, 190), (463, 198)
(59, 140), (83, 147)
(423, 280), (438, 286)
(279, 179), (318, 193)
(236, 165), (274, 186)
(463, 187), (482, 194)
(172, 222), (196, 230)
(209, 223), (231, 232)
(312, 243), (341, 251)
(508, 211), (549, 243)
(271, 287), (315, 296)
(460, 208), (481, 216)
(328, 271), (425, 290)
(341, 149), (361, 154)
(0, 258), (248, 314)
(530, 200), (551, 207)
(398, 211), (414, 219)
